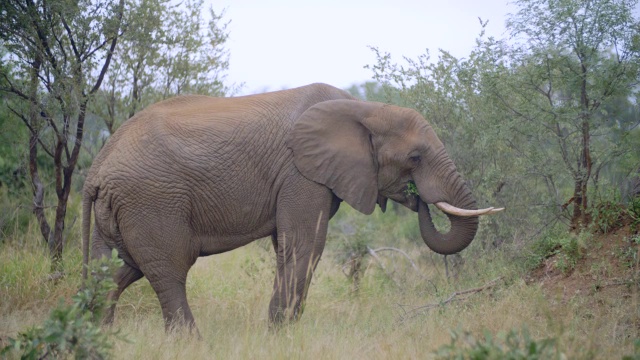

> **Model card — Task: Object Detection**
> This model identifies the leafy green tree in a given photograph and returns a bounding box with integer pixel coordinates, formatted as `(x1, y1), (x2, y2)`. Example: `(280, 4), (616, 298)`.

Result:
(368, 34), (548, 247)
(93, 0), (232, 136)
(0, 56), (28, 193)
(369, 0), (640, 241)
(345, 81), (405, 104)
(0, 0), (126, 270)
(502, 0), (640, 227)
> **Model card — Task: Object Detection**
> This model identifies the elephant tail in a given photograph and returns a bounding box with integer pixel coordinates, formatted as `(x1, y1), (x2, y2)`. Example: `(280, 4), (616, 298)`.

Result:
(81, 186), (96, 286)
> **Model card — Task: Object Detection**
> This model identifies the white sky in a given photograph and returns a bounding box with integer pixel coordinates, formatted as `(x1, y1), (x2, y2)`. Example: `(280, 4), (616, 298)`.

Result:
(213, 1), (514, 95)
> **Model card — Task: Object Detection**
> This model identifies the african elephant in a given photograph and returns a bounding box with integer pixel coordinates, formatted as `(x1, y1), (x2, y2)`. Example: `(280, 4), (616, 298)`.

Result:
(81, 83), (501, 332)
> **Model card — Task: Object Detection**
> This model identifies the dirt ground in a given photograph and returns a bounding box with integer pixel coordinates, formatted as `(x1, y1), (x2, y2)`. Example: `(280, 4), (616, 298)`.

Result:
(527, 223), (640, 338)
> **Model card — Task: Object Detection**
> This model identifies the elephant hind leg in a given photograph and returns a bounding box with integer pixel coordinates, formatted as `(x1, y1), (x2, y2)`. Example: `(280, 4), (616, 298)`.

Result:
(145, 271), (197, 334)
(103, 263), (144, 325)
(119, 215), (199, 334)
(88, 227), (143, 324)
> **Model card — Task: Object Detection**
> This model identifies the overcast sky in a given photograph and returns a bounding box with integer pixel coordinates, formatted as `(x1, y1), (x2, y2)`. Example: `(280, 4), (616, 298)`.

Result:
(212, 0), (514, 95)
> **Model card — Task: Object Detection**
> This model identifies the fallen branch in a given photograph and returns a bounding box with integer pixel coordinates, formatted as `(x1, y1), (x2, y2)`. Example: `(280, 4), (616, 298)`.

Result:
(371, 246), (420, 273)
(340, 245), (438, 293)
(397, 276), (503, 322)
(598, 278), (638, 289)
(367, 246), (400, 287)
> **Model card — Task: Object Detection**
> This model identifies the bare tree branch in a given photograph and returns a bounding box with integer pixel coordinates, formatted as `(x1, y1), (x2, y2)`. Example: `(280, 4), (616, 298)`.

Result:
(397, 277), (503, 323)
(7, 104), (55, 158)
(89, 0), (125, 96)
(60, 16), (80, 60)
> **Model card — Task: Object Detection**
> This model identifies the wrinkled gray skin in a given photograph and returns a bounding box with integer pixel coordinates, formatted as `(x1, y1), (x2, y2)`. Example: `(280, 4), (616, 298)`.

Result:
(82, 83), (480, 332)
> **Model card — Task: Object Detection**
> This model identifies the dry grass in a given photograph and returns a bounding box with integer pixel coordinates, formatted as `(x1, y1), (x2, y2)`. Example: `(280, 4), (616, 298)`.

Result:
(1, 206), (639, 359)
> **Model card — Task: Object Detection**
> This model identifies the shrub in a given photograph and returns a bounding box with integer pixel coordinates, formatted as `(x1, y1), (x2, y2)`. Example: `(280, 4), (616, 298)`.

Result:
(590, 200), (626, 234)
(1, 250), (123, 359)
(589, 190), (640, 234)
(335, 223), (374, 292)
(434, 327), (562, 360)
(0, 187), (32, 242)
(525, 225), (586, 274)
(617, 234), (640, 269)
(628, 196), (640, 229)
(622, 339), (640, 360)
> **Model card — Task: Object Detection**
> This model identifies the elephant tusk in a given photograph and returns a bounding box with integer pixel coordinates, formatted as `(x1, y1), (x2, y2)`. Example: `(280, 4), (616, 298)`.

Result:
(487, 207), (505, 214)
(435, 202), (504, 217)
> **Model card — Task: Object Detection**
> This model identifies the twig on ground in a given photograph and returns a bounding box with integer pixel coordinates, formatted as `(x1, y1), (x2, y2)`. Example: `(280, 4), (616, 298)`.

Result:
(600, 278), (638, 288)
(397, 276), (503, 323)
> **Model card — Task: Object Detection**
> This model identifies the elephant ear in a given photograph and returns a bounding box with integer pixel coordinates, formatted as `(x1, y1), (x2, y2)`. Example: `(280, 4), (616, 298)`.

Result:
(288, 99), (383, 215)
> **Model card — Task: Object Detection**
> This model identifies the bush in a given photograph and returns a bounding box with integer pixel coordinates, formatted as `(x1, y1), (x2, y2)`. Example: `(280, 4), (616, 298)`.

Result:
(589, 190), (640, 234)
(524, 225), (586, 274)
(1, 250), (123, 359)
(623, 339), (640, 360)
(0, 187), (32, 242)
(628, 196), (640, 229)
(434, 328), (563, 360)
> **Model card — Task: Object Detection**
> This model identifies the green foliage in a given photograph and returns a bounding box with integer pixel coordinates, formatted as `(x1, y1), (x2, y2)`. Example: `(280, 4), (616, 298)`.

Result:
(589, 190), (640, 233)
(1, 250), (123, 359)
(617, 234), (640, 269)
(629, 195), (640, 227)
(554, 235), (582, 274)
(434, 328), (562, 360)
(0, 187), (32, 242)
(501, 0), (640, 226)
(345, 81), (405, 104)
(368, 0), (640, 239)
(404, 181), (419, 196)
(0, 97), (28, 193)
(92, 0), (234, 136)
(623, 339), (640, 360)
(0, 0), (128, 268)
(590, 200), (627, 234)
(525, 226), (586, 273)
(334, 220), (373, 271)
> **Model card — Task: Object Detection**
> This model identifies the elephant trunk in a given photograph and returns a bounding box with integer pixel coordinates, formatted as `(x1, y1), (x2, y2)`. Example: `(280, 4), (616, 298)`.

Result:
(417, 172), (479, 255)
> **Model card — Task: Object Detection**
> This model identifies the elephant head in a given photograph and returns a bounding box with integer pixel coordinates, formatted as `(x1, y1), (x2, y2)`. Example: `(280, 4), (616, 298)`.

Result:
(289, 99), (502, 255)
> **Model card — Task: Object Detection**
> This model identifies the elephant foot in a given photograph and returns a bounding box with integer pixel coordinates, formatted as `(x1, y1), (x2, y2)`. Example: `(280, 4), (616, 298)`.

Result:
(268, 301), (303, 329)
(165, 320), (202, 339)
(163, 309), (201, 339)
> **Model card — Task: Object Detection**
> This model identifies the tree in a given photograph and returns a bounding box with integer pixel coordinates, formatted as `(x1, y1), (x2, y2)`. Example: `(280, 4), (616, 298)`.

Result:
(369, 0), (640, 240)
(367, 36), (554, 247)
(0, 55), (28, 193)
(503, 0), (640, 227)
(345, 81), (404, 103)
(93, 0), (232, 136)
(0, 0), (126, 270)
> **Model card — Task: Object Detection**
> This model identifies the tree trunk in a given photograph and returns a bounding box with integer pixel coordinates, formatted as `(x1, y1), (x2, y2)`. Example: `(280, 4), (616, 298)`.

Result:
(50, 169), (72, 272)
(570, 124), (592, 229)
(27, 56), (54, 249)
(571, 60), (593, 229)
(29, 132), (52, 245)
(571, 178), (584, 229)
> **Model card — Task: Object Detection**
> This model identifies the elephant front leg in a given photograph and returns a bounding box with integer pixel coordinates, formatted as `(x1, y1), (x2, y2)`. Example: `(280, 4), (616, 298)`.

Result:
(269, 185), (333, 325)
(269, 249), (319, 324)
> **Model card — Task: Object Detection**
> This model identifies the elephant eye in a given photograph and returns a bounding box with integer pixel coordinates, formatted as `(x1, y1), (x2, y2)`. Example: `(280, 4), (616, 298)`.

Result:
(409, 155), (421, 165)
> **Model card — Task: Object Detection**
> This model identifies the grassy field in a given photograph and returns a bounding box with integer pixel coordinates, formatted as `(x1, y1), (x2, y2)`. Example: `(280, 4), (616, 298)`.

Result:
(1, 200), (639, 359)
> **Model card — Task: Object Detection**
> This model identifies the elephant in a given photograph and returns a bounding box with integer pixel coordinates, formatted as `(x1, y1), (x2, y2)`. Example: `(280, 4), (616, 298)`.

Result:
(81, 83), (502, 333)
